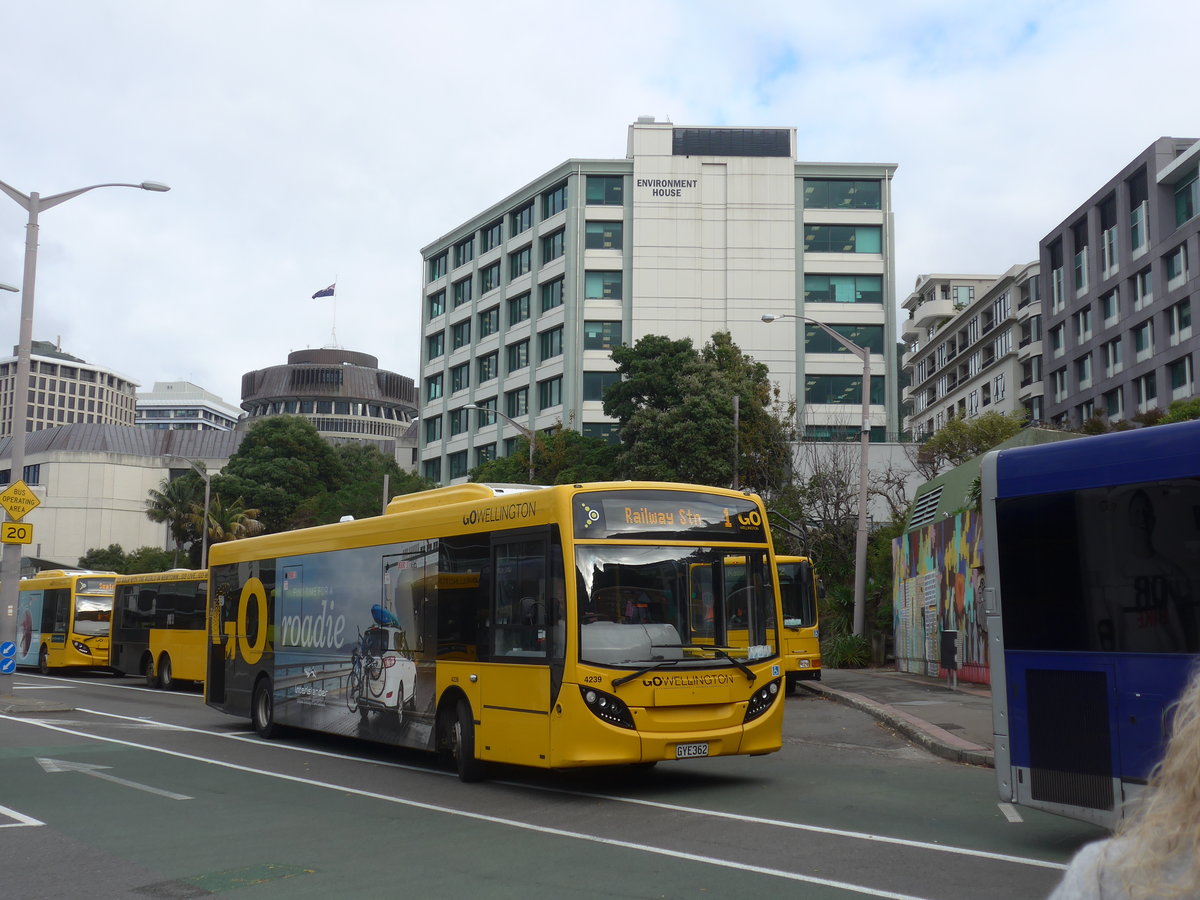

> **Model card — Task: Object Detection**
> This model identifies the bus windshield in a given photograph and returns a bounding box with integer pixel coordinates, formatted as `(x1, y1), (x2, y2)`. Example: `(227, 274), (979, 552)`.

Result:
(778, 560), (817, 628)
(74, 596), (113, 636)
(575, 545), (776, 667)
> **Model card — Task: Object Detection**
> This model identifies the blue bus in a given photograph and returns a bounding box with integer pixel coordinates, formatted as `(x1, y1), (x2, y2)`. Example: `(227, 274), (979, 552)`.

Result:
(981, 420), (1200, 827)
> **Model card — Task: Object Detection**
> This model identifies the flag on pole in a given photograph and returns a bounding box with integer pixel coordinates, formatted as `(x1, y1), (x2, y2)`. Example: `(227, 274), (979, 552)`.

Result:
(312, 283), (336, 299)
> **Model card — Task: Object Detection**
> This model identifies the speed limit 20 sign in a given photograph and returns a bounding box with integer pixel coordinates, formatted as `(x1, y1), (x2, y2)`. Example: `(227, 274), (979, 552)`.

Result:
(0, 521), (33, 544)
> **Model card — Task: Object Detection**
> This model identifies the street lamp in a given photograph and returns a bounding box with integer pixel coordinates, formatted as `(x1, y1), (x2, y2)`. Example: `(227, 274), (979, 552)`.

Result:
(167, 456), (211, 569)
(463, 404), (536, 483)
(0, 177), (169, 701)
(762, 312), (872, 637)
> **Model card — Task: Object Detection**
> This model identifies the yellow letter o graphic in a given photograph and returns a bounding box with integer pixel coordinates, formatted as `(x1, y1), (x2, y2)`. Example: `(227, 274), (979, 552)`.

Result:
(238, 577), (269, 665)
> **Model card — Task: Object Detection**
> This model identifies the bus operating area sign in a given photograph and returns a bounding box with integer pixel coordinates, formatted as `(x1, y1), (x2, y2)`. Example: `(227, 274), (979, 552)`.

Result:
(0, 480), (40, 521)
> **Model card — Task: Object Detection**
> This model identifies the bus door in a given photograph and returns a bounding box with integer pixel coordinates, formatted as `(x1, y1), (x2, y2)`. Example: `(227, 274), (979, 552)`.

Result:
(479, 534), (553, 766)
(16, 589), (44, 666)
(44, 588), (70, 667)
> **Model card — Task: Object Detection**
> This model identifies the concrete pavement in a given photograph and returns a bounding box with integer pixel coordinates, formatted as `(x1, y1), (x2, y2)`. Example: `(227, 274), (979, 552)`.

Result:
(798, 667), (995, 768)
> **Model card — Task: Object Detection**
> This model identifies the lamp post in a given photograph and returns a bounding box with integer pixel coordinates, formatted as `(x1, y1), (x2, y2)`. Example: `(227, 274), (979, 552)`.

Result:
(464, 404), (535, 483)
(762, 312), (872, 637)
(167, 456), (211, 569)
(0, 178), (169, 701)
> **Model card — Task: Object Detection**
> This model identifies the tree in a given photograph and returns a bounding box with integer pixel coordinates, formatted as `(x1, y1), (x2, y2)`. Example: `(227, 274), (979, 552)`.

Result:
(469, 426), (620, 485)
(914, 411), (1026, 477)
(213, 416), (345, 532)
(77, 544), (175, 574)
(145, 473), (204, 566)
(78, 544), (128, 573)
(203, 495), (265, 544)
(306, 443), (435, 521)
(1161, 396), (1200, 424)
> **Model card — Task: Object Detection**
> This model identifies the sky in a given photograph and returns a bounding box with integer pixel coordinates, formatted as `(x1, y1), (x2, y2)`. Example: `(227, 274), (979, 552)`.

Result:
(1, 0), (1196, 409)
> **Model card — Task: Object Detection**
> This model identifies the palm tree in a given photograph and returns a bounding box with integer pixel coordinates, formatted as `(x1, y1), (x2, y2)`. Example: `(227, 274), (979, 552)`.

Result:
(203, 496), (265, 545)
(145, 475), (203, 565)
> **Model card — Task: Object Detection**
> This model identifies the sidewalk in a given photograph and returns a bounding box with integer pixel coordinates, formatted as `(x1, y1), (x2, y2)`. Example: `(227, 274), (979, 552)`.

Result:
(798, 667), (995, 768)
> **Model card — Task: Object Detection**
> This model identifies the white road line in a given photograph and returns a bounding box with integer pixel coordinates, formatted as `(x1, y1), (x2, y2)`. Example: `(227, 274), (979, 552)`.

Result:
(998, 803), (1024, 823)
(0, 803), (44, 827)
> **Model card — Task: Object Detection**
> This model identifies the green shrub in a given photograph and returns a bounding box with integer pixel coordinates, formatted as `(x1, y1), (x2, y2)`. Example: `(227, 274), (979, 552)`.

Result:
(822, 632), (870, 669)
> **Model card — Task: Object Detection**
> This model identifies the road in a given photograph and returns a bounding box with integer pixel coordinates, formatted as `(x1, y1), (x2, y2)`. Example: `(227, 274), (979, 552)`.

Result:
(0, 671), (1104, 899)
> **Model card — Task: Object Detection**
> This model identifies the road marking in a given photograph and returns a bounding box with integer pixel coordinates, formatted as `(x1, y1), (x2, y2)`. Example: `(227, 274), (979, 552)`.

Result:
(0, 803), (44, 828)
(35, 757), (193, 800)
(998, 803), (1024, 823)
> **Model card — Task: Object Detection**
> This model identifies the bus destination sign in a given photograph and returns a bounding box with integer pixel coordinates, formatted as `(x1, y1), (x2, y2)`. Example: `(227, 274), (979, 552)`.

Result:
(573, 490), (767, 542)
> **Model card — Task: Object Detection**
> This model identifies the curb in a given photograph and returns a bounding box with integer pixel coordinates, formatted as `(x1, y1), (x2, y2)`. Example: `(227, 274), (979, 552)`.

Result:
(798, 681), (995, 768)
(0, 697), (74, 714)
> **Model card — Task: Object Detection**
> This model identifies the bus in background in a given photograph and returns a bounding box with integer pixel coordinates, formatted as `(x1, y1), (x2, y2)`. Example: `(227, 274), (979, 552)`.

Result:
(776, 555), (822, 692)
(206, 481), (786, 781)
(981, 420), (1200, 827)
(111, 569), (208, 689)
(14, 569), (116, 673)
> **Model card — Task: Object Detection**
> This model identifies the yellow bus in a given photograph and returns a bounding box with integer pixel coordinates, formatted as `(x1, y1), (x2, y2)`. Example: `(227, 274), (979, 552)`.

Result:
(776, 556), (822, 692)
(14, 569), (116, 673)
(206, 482), (787, 781)
(110, 569), (208, 689)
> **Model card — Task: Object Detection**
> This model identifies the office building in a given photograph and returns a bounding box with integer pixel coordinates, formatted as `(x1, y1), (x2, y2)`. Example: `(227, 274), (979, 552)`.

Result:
(136, 380), (241, 432)
(419, 117), (899, 483)
(1042, 137), (1198, 427)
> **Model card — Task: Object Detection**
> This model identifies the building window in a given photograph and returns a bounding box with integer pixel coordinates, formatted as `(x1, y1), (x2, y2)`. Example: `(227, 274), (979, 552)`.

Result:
(583, 371), (620, 401)
(804, 324), (884, 354)
(505, 387), (528, 417)
(453, 277), (472, 308)
(426, 373), (443, 401)
(428, 252), (448, 282)
(428, 290), (446, 319)
(586, 175), (623, 206)
(582, 422), (621, 443)
(454, 236), (475, 268)
(424, 415), (442, 442)
(1074, 307), (1093, 343)
(422, 459), (441, 482)
(1134, 320), (1154, 362)
(1052, 368), (1067, 403)
(1135, 372), (1157, 411)
(426, 331), (444, 359)
(803, 225), (882, 253)
(542, 182), (567, 218)
(538, 376), (563, 410)
(803, 375), (885, 405)
(478, 352), (498, 383)
(475, 443), (496, 467)
(450, 363), (469, 393)
(481, 219), (503, 252)
(478, 306), (500, 338)
(1170, 355), (1195, 399)
(1049, 240), (1065, 313)
(1103, 338), (1123, 377)
(507, 340), (529, 373)
(1101, 288), (1120, 326)
(1166, 244), (1188, 287)
(967, 390), (979, 416)
(539, 326), (563, 361)
(1104, 387), (1123, 419)
(449, 407), (468, 436)
(1050, 323), (1065, 357)
(1175, 169), (1198, 227)
(473, 396), (497, 426)
(585, 221), (623, 250)
(1128, 169), (1148, 257)
(584, 270), (623, 299)
(1075, 354), (1092, 390)
(451, 320), (471, 350)
(1133, 268), (1153, 310)
(508, 292), (530, 325)
(802, 179), (881, 210)
(1100, 194), (1119, 279)
(480, 261), (501, 294)
(540, 277), (564, 312)
(1072, 219), (1089, 296)
(448, 451), (468, 480)
(509, 245), (532, 279)
(584, 321), (622, 350)
(510, 202), (533, 235)
(994, 372), (1006, 401)
(1168, 298), (1192, 346)
(541, 229), (564, 263)
(804, 274), (882, 304)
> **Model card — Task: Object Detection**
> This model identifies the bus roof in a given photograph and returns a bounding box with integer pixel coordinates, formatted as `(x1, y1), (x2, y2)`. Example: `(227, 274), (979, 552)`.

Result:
(113, 569), (207, 585)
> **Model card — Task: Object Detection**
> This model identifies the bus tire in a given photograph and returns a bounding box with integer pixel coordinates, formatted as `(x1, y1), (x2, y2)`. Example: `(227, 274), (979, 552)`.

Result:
(38, 646), (50, 675)
(450, 698), (484, 783)
(252, 677), (278, 740)
(158, 654), (174, 691)
(144, 655), (159, 689)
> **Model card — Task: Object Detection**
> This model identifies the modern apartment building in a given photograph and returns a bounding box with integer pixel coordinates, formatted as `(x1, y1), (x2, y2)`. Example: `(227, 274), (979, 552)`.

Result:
(901, 264), (1041, 436)
(136, 380), (241, 431)
(1042, 137), (1199, 427)
(0, 340), (137, 437)
(419, 117), (898, 483)
(240, 348), (419, 468)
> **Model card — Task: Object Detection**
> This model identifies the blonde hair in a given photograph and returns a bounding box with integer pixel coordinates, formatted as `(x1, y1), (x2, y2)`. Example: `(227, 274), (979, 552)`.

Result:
(1114, 666), (1200, 899)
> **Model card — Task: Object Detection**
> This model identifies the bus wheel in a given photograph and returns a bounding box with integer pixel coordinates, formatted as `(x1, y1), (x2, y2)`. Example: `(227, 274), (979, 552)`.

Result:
(252, 678), (278, 739)
(144, 656), (159, 689)
(38, 646), (50, 675)
(450, 698), (484, 783)
(158, 655), (174, 691)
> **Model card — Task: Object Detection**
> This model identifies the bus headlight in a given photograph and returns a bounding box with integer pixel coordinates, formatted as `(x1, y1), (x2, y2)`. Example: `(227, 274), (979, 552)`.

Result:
(72, 641), (92, 655)
(579, 685), (635, 729)
(743, 679), (781, 723)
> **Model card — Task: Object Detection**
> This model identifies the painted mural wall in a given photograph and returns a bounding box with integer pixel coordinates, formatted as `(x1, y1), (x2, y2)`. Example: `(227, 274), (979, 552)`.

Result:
(892, 509), (990, 684)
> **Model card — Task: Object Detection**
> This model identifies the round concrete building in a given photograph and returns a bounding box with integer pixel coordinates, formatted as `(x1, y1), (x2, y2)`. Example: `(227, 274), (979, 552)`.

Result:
(240, 348), (419, 468)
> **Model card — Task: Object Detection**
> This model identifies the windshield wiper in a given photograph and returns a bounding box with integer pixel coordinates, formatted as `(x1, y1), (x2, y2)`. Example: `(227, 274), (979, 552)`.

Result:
(611, 658), (684, 688)
(677, 644), (757, 682)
